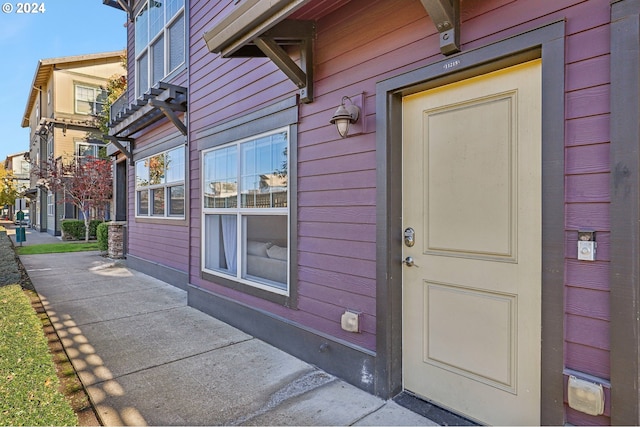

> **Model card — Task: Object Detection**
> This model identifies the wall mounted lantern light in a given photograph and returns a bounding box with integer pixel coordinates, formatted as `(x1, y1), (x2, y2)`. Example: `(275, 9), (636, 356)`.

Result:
(330, 96), (360, 138)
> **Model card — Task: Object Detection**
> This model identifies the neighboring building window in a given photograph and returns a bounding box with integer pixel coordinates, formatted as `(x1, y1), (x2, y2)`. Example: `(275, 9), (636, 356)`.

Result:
(135, 146), (185, 218)
(135, 0), (185, 97)
(76, 142), (106, 163)
(46, 137), (53, 158)
(75, 85), (107, 115)
(20, 160), (30, 175)
(47, 192), (54, 216)
(202, 128), (289, 294)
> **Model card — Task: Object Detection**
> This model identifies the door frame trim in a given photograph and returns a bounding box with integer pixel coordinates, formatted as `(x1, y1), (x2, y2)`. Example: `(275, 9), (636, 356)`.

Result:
(610, 0), (640, 424)
(374, 21), (566, 425)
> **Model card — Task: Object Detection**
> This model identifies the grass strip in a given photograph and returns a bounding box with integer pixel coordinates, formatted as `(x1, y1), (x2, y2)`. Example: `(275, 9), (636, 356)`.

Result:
(0, 284), (77, 426)
(16, 242), (100, 255)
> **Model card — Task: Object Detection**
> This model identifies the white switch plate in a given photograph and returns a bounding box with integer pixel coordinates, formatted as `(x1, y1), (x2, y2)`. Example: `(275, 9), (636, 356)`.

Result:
(341, 311), (360, 333)
(578, 241), (596, 261)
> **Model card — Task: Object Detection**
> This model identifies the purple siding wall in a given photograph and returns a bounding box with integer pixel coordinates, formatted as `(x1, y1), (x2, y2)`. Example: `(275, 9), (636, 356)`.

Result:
(124, 6), (190, 272)
(562, 7), (611, 418)
(126, 118), (191, 273)
(122, 0), (616, 424)
(188, 0), (613, 386)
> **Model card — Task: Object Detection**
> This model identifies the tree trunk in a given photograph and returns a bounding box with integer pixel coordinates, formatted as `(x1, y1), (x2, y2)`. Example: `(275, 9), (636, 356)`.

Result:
(84, 212), (90, 242)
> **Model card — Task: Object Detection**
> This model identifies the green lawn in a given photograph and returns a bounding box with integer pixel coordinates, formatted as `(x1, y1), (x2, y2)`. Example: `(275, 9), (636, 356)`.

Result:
(16, 242), (100, 255)
(0, 285), (77, 426)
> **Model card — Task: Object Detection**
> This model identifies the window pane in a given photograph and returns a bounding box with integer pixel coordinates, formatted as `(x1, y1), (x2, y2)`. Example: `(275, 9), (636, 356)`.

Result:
(149, 0), (164, 39)
(95, 88), (108, 116)
(135, 3), (148, 57)
(137, 52), (149, 97)
(169, 185), (184, 216)
(75, 86), (94, 115)
(151, 188), (165, 215)
(78, 143), (98, 157)
(244, 215), (287, 288)
(240, 132), (287, 208)
(151, 35), (164, 86)
(136, 161), (149, 187)
(165, 147), (184, 183)
(76, 143), (101, 164)
(138, 190), (149, 215)
(203, 146), (237, 208)
(168, 12), (185, 72)
(204, 214), (237, 275)
(166, 0), (183, 19)
(148, 154), (165, 185)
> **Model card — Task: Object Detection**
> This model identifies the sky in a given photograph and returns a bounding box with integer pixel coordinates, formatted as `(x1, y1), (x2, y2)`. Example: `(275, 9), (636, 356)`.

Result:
(0, 0), (127, 161)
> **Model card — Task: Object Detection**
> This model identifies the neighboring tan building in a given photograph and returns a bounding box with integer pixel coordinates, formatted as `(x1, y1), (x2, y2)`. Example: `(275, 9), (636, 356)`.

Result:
(21, 51), (126, 235)
(2, 151), (30, 220)
(4, 151), (30, 194)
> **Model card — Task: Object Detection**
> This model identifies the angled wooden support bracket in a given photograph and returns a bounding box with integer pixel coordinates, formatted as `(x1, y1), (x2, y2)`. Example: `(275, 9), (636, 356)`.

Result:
(254, 20), (315, 103)
(104, 135), (134, 164)
(117, 0), (133, 21)
(149, 99), (188, 136)
(102, 0), (134, 21)
(420, 0), (460, 55)
(254, 37), (307, 88)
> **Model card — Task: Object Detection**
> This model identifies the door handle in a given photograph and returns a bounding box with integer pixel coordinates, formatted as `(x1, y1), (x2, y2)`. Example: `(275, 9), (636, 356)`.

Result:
(403, 256), (418, 267)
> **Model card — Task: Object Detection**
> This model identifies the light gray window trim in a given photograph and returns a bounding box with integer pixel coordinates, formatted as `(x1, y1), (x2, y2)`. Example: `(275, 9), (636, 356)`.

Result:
(133, 132), (186, 161)
(197, 96), (299, 307)
(198, 96), (299, 150)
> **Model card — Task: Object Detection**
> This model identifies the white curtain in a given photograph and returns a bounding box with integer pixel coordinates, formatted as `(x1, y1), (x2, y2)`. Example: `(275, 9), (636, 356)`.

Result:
(221, 215), (237, 272)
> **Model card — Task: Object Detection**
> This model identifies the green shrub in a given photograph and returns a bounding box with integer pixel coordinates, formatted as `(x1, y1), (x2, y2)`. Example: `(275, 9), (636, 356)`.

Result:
(89, 220), (103, 238)
(60, 220), (85, 240)
(96, 222), (109, 252)
(61, 219), (104, 240)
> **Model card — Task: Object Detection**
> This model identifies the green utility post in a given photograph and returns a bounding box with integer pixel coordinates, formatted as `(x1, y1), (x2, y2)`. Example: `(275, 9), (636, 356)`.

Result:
(15, 210), (25, 246)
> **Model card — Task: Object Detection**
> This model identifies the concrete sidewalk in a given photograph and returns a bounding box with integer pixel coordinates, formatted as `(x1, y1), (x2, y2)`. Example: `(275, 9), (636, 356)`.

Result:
(18, 249), (439, 426)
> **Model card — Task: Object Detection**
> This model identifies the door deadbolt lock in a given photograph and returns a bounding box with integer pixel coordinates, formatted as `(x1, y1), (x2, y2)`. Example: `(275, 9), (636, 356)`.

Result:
(404, 227), (415, 247)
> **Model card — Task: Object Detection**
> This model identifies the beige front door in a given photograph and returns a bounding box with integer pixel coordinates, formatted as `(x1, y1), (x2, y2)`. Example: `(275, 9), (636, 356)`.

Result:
(402, 60), (542, 425)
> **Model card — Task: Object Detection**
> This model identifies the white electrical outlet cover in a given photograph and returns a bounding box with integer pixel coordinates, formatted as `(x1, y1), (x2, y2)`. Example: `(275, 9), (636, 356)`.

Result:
(567, 375), (605, 416)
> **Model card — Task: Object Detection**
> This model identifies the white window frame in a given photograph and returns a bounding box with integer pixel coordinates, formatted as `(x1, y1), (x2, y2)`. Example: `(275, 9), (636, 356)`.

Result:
(201, 127), (290, 296)
(47, 192), (54, 216)
(46, 136), (53, 158)
(75, 141), (105, 164)
(74, 84), (107, 116)
(135, 146), (186, 219)
(135, 0), (186, 98)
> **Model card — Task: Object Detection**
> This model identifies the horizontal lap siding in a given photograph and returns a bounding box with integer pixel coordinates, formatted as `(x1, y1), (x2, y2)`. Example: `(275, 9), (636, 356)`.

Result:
(121, 0), (190, 277)
(185, 4), (613, 418)
(295, 0), (436, 349)
(561, 7), (611, 424)
(188, 0), (420, 351)
(126, 115), (189, 274)
(128, 222), (189, 269)
(188, 1), (303, 326)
